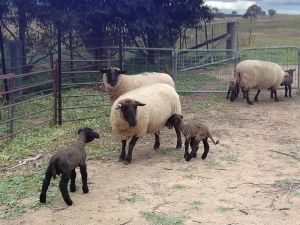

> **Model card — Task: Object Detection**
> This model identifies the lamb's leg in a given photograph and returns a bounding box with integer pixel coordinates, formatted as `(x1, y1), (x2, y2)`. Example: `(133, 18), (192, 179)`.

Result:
(245, 90), (253, 105)
(288, 84), (292, 97)
(190, 137), (199, 158)
(254, 89), (261, 102)
(70, 169), (76, 192)
(80, 164), (89, 193)
(226, 89), (230, 99)
(284, 84), (288, 97)
(39, 166), (52, 204)
(184, 138), (192, 161)
(124, 136), (139, 164)
(59, 171), (73, 206)
(175, 126), (182, 148)
(201, 138), (209, 159)
(154, 132), (160, 150)
(119, 140), (127, 162)
(273, 89), (279, 101)
(241, 86), (246, 99)
(271, 90), (274, 99)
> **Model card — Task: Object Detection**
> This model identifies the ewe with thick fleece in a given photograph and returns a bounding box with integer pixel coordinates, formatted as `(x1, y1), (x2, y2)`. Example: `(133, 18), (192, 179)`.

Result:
(230, 60), (285, 105)
(101, 67), (175, 103)
(110, 83), (181, 164)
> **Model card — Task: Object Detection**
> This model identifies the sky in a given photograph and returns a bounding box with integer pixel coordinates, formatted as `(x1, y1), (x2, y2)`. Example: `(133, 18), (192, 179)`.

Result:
(205, 0), (300, 15)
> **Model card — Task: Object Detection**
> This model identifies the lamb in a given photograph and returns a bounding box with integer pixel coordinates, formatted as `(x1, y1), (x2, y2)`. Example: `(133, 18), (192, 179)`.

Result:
(110, 83), (182, 164)
(101, 67), (175, 103)
(165, 114), (219, 161)
(280, 68), (296, 98)
(39, 128), (99, 206)
(229, 60), (286, 105)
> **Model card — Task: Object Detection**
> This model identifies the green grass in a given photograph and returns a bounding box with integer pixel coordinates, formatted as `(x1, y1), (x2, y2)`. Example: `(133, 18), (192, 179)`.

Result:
(275, 179), (292, 188)
(192, 93), (225, 110)
(191, 200), (204, 211)
(140, 211), (186, 225)
(172, 184), (187, 190)
(216, 206), (233, 213)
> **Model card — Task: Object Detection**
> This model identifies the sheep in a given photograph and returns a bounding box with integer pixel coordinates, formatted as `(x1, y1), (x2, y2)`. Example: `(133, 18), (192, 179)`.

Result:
(101, 67), (175, 103)
(165, 114), (219, 161)
(229, 60), (286, 105)
(39, 128), (99, 206)
(110, 83), (182, 164)
(280, 68), (296, 98)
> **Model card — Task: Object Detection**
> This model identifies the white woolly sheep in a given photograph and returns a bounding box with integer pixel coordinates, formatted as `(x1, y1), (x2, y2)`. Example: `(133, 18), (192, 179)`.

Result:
(230, 60), (286, 105)
(101, 67), (175, 103)
(110, 83), (182, 164)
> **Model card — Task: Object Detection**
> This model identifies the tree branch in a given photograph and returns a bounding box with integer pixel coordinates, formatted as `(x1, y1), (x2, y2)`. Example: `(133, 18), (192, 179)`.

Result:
(1, 19), (17, 40)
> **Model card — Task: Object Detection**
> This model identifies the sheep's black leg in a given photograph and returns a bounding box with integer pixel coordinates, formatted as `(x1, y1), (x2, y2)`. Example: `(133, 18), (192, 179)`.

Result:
(271, 91), (274, 99)
(70, 169), (76, 192)
(284, 84), (288, 97)
(201, 138), (209, 159)
(273, 89), (279, 101)
(288, 84), (292, 97)
(226, 89), (230, 99)
(190, 137), (198, 158)
(39, 166), (52, 204)
(184, 138), (192, 161)
(124, 136), (139, 164)
(119, 140), (127, 162)
(154, 132), (160, 150)
(241, 87), (246, 99)
(80, 164), (89, 193)
(254, 89), (260, 102)
(59, 171), (73, 206)
(245, 90), (253, 105)
(175, 126), (182, 148)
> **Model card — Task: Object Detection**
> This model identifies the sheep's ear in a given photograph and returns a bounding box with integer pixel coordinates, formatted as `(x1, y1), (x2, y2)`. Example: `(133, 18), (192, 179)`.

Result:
(118, 70), (127, 74)
(78, 128), (83, 134)
(115, 103), (122, 109)
(179, 115), (183, 119)
(135, 101), (146, 106)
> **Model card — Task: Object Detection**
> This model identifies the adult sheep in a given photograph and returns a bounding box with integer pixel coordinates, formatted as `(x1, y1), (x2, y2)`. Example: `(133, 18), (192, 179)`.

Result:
(110, 83), (182, 164)
(101, 67), (175, 103)
(230, 60), (286, 105)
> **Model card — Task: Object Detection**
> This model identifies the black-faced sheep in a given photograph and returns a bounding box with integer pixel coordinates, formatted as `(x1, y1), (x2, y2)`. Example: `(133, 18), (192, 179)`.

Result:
(165, 114), (219, 161)
(230, 60), (286, 105)
(101, 67), (175, 104)
(39, 128), (99, 206)
(280, 68), (296, 98)
(110, 83), (182, 164)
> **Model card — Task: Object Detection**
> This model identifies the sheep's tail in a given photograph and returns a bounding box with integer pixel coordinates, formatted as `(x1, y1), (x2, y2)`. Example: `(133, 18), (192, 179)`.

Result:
(51, 157), (59, 179)
(208, 132), (219, 145)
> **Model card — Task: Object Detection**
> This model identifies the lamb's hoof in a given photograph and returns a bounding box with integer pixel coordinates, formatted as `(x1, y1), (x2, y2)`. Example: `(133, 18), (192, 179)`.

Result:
(65, 199), (73, 206)
(201, 154), (208, 160)
(83, 187), (89, 193)
(247, 102), (254, 105)
(70, 186), (76, 192)
(118, 158), (123, 162)
(185, 154), (192, 161)
(191, 152), (197, 158)
(40, 194), (46, 204)
(176, 143), (182, 149)
(153, 144), (160, 150)
(123, 158), (131, 165)
(254, 98), (258, 102)
(275, 98), (279, 102)
(289, 95), (292, 98)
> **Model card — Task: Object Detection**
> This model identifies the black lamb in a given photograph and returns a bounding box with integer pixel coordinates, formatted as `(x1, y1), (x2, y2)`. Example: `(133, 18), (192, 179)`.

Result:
(39, 128), (99, 206)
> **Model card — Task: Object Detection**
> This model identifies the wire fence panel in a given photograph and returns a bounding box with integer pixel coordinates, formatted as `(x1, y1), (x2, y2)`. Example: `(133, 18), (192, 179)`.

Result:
(175, 49), (238, 92)
(239, 46), (300, 90)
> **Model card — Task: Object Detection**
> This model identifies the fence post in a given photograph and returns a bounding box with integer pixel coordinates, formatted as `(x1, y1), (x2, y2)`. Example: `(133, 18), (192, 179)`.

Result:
(226, 21), (237, 58)
(51, 55), (58, 125)
(57, 26), (62, 125)
(298, 48), (300, 94)
(8, 76), (16, 139)
(0, 25), (9, 104)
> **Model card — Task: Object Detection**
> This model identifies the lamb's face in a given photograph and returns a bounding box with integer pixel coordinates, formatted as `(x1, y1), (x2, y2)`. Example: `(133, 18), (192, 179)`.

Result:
(116, 99), (146, 127)
(165, 114), (183, 129)
(78, 128), (100, 143)
(101, 67), (127, 87)
(229, 83), (239, 102)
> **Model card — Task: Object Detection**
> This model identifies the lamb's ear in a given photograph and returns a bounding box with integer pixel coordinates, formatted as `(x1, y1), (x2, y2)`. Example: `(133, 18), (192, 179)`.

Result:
(101, 68), (108, 73)
(118, 70), (127, 74)
(115, 103), (122, 109)
(78, 128), (83, 134)
(135, 101), (146, 106)
(179, 115), (183, 119)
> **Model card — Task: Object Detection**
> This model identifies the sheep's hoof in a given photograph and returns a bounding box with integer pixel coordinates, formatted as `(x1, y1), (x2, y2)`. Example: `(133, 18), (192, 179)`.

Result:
(82, 187), (89, 193)
(191, 152), (197, 158)
(176, 143), (182, 149)
(40, 194), (46, 203)
(64, 199), (73, 206)
(185, 153), (192, 161)
(153, 144), (160, 150)
(254, 98), (258, 102)
(123, 158), (131, 165)
(118, 157), (124, 162)
(201, 154), (208, 160)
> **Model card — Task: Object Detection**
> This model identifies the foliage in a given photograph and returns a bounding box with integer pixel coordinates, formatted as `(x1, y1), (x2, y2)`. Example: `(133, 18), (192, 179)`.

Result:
(140, 211), (186, 225)
(243, 4), (264, 20)
(268, 9), (276, 17)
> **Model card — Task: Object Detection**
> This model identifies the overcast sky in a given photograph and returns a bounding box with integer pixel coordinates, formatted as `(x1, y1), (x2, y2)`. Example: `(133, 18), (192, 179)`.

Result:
(205, 0), (300, 15)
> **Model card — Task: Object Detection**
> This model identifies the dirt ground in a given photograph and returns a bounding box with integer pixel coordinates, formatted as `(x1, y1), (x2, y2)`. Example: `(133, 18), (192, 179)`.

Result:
(2, 91), (300, 225)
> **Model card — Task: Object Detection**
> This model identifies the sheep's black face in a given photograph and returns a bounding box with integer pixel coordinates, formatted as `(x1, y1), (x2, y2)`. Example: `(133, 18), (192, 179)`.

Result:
(229, 84), (238, 102)
(101, 67), (127, 87)
(165, 114), (183, 129)
(117, 99), (146, 127)
(78, 128), (100, 143)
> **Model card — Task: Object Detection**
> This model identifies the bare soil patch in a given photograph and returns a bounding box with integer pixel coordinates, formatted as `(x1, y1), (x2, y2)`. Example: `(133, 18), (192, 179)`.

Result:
(2, 91), (300, 225)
